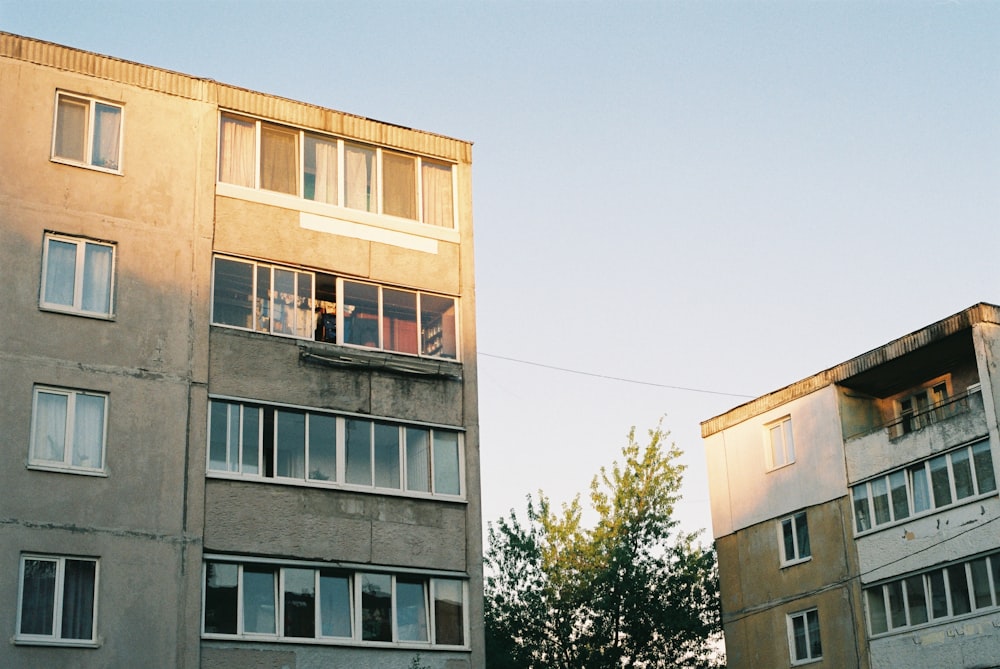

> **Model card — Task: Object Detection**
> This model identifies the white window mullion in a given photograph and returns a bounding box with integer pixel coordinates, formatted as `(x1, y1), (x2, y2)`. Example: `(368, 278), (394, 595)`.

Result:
(337, 139), (345, 206)
(253, 121), (262, 189)
(415, 157), (425, 223)
(390, 575), (398, 642)
(83, 99), (96, 168)
(72, 242), (87, 310)
(375, 148), (384, 215)
(376, 286), (384, 350)
(237, 565), (246, 636)
(336, 417), (346, 485)
(64, 393), (77, 467)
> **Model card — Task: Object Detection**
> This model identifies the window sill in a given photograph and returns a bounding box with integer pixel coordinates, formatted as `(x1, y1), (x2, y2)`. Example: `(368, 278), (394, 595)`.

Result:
(200, 634), (469, 652)
(51, 156), (122, 176)
(26, 463), (108, 477)
(780, 556), (812, 569)
(14, 636), (101, 648)
(206, 472), (467, 503)
(39, 304), (115, 321)
(765, 461), (796, 474)
(790, 657), (822, 666)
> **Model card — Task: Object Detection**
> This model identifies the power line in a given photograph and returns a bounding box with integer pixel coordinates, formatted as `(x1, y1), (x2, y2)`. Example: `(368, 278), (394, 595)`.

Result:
(478, 352), (755, 399)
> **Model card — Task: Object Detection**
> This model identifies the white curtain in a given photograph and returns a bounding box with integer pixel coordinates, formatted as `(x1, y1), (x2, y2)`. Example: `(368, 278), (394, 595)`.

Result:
(82, 243), (112, 313)
(92, 103), (121, 169)
(72, 394), (105, 468)
(313, 138), (338, 204)
(421, 161), (454, 227)
(405, 428), (430, 492)
(43, 239), (77, 307)
(219, 115), (255, 187)
(34, 392), (68, 462)
(344, 144), (376, 211)
(55, 97), (86, 162)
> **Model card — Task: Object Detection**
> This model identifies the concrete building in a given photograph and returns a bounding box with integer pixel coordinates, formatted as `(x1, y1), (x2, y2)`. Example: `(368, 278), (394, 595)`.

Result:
(703, 304), (1000, 668)
(0, 32), (482, 669)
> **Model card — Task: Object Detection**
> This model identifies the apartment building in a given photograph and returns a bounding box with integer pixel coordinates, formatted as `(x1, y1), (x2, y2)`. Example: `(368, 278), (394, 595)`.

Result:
(0, 32), (482, 669)
(702, 304), (1000, 668)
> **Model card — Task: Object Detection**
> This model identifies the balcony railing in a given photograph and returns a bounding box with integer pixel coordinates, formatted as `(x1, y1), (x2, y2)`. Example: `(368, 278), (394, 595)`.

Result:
(885, 390), (974, 440)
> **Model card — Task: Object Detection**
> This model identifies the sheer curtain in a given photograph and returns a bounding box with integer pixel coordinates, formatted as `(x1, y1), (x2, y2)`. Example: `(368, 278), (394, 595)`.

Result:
(405, 428), (430, 492)
(54, 97), (87, 162)
(421, 160), (454, 227)
(260, 124), (297, 194)
(344, 144), (376, 211)
(92, 103), (121, 169)
(44, 239), (77, 307)
(309, 136), (338, 204)
(33, 392), (68, 462)
(72, 394), (105, 469)
(219, 115), (255, 187)
(82, 243), (113, 313)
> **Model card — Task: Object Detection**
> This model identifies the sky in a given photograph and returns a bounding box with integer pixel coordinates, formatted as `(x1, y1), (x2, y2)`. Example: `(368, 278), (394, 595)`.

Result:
(3, 0), (999, 543)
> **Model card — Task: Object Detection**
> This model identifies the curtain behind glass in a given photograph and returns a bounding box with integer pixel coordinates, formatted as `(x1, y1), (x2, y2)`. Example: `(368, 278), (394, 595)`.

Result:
(54, 97), (86, 162)
(72, 394), (105, 468)
(382, 152), (416, 219)
(305, 135), (338, 204)
(219, 115), (255, 187)
(44, 239), (77, 307)
(61, 559), (96, 640)
(92, 103), (121, 169)
(260, 124), (297, 195)
(433, 432), (461, 495)
(82, 243), (112, 313)
(405, 428), (430, 492)
(344, 144), (376, 211)
(422, 160), (454, 227)
(33, 391), (68, 462)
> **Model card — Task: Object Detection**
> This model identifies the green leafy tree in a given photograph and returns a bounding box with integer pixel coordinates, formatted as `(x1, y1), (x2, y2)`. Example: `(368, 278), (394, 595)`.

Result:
(484, 422), (723, 669)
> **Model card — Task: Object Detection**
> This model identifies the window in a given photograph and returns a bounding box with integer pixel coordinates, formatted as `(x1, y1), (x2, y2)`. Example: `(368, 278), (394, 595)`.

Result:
(765, 416), (795, 470)
(866, 551), (1000, 635)
(851, 439), (996, 533)
(218, 113), (456, 228)
(17, 555), (98, 645)
(212, 256), (458, 360)
(203, 559), (466, 647)
(779, 511), (811, 566)
(29, 386), (107, 474)
(52, 92), (122, 171)
(208, 399), (464, 498)
(40, 233), (116, 318)
(788, 608), (822, 664)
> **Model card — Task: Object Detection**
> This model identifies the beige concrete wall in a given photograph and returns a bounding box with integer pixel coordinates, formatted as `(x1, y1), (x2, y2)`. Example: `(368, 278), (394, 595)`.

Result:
(717, 497), (869, 669)
(0, 45), (215, 669)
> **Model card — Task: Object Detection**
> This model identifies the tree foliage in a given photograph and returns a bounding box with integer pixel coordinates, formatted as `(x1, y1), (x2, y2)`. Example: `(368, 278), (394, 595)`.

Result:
(484, 422), (723, 669)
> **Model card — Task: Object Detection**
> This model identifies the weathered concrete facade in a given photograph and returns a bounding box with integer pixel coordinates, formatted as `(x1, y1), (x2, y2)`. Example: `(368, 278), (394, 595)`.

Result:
(1, 32), (482, 669)
(703, 304), (1000, 668)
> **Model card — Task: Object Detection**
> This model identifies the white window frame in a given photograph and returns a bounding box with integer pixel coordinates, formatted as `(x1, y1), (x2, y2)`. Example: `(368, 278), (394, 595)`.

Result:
(39, 233), (117, 319)
(210, 256), (460, 361)
(217, 112), (457, 229)
(51, 91), (123, 173)
(787, 608), (822, 664)
(893, 376), (952, 435)
(778, 511), (811, 567)
(865, 551), (1000, 636)
(201, 558), (469, 649)
(28, 386), (109, 475)
(764, 416), (795, 471)
(16, 554), (100, 646)
(851, 438), (996, 535)
(206, 398), (466, 500)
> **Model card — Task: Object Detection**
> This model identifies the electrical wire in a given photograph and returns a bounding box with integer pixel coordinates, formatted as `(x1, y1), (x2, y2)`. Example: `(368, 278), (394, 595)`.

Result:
(478, 351), (755, 399)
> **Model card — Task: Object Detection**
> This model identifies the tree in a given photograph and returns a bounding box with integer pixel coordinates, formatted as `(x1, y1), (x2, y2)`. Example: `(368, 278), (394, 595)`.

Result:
(484, 422), (723, 668)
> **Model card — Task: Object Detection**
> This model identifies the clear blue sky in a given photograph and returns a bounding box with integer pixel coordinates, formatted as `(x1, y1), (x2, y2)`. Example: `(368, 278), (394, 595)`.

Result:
(4, 0), (999, 540)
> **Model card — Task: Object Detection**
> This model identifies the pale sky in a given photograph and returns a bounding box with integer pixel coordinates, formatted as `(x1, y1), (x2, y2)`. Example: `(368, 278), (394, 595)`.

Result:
(4, 0), (999, 542)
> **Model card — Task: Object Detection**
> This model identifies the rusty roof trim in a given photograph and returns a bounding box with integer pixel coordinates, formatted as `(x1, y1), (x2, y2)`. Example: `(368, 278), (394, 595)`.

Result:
(700, 303), (1000, 437)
